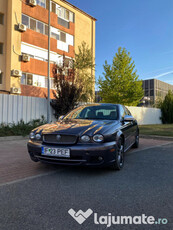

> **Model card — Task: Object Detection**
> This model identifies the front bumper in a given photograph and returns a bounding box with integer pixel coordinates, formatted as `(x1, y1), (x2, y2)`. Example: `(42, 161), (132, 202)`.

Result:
(27, 140), (117, 167)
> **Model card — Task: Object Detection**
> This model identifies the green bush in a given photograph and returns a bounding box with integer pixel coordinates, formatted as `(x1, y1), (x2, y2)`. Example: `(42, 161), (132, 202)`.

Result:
(160, 90), (173, 124)
(0, 116), (46, 137)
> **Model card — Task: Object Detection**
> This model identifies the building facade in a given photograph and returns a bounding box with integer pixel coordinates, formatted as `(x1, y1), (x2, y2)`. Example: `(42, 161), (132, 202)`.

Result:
(142, 79), (173, 106)
(0, 0), (96, 98)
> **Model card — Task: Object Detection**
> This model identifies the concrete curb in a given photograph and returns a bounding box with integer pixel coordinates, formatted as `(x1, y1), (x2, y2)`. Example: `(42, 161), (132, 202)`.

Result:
(0, 136), (29, 142)
(140, 134), (173, 141)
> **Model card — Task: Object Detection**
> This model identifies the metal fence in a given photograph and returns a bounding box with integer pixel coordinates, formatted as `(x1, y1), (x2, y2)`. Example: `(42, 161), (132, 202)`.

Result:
(0, 94), (55, 124)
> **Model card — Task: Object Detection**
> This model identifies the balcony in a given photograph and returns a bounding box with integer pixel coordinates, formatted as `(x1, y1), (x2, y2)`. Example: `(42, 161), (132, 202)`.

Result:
(21, 29), (75, 58)
(22, 2), (75, 35)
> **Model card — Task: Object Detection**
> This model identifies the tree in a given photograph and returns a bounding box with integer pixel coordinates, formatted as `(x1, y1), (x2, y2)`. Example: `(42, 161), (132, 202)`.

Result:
(50, 42), (95, 118)
(50, 58), (81, 119)
(160, 90), (173, 124)
(98, 47), (144, 106)
(74, 41), (95, 102)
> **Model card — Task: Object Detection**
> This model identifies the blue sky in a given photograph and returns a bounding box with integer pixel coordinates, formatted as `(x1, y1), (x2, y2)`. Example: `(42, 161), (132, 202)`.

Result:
(69, 0), (173, 86)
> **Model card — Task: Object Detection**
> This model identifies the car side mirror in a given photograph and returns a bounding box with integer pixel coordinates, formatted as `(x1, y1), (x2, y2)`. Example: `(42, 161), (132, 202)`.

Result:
(123, 115), (134, 122)
(58, 115), (64, 121)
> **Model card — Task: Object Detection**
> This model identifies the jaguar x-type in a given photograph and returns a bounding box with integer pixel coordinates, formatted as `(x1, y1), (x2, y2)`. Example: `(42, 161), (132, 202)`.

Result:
(27, 104), (139, 170)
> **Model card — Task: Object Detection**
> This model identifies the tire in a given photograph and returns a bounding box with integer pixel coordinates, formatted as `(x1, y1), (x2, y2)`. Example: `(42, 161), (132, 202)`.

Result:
(110, 137), (124, 170)
(132, 134), (139, 148)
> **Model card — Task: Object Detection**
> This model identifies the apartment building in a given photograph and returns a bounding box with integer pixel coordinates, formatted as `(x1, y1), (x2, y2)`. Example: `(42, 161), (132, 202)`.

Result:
(0, 0), (96, 98)
(142, 79), (173, 106)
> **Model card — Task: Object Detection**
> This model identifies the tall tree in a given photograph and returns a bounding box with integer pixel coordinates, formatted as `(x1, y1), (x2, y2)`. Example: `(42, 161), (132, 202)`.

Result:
(160, 90), (173, 124)
(74, 41), (95, 102)
(98, 47), (144, 105)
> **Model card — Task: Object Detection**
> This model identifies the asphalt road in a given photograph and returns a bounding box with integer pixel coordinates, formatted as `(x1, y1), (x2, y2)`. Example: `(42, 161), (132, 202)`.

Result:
(0, 142), (173, 230)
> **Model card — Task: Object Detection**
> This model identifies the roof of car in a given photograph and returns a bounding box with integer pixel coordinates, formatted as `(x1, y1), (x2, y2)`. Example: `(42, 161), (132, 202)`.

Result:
(79, 103), (121, 107)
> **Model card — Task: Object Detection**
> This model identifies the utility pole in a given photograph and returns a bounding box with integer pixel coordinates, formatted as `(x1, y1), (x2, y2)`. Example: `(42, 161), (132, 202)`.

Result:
(47, 0), (51, 123)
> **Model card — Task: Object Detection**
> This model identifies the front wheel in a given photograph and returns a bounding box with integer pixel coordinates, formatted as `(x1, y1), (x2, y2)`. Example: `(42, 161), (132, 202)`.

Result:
(110, 137), (124, 170)
(132, 134), (139, 148)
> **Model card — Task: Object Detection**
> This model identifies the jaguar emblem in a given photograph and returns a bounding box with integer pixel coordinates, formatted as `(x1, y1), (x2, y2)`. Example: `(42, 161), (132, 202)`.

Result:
(56, 135), (61, 141)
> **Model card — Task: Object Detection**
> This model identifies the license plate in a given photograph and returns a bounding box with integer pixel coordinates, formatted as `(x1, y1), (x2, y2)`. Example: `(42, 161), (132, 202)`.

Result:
(41, 147), (70, 158)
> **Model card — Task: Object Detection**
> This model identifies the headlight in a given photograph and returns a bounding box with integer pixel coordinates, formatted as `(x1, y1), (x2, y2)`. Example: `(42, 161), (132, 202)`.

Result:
(93, 134), (104, 143)
(81, 135), (90, 142)
(35, 133), (41, 140)
(29, 132), (35, 140)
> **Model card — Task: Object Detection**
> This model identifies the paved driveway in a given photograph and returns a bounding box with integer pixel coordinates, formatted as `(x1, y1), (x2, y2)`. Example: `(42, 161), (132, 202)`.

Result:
(0, 138), (173, 230)
(0, 137), (171, 185)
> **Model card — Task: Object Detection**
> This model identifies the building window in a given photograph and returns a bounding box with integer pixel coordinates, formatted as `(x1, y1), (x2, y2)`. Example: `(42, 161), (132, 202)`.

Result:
(30, 18), (36, 31)
(145, 81), (149, 89)
(45, 24), (48, 36)
(69, 12), (74, 22)
(65, 10), (69, 21)
(21, 14), (72, 44)
(51, 2), (74, 26)
(0, 72), (3, 84)
(36, 0), (46, 8)
(21, 73), (55, 89)
(51, 2), (56, 13)
(150, 79), (154, 89)
(22, 14), (29, 27)
(27, 74), (33, 85)
(145, 90), (148, 96)
(0, 43), (3, 54)
(60, 32), (66, 42)
(21, 73), (33, 86)
(21, 73), (26, 84)
(57, 5), (73, 22)
(150, 90), (154, 96)
(37, 21), (44, 34)
(58, 17), (69, 29)
(51, 32), (59, 40)
(0, 13), (4, 25)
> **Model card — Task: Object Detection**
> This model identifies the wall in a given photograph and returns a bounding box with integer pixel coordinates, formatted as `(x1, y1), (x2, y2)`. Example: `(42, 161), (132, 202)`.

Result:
(0, 94), (55, 124)
(6, 0), (22, 91)
(127, 106), (162, 125)
(0, 0), (7, 91)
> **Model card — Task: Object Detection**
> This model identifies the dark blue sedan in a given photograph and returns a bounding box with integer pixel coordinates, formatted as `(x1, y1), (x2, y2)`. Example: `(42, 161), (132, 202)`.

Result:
(27, 103), (139, 170)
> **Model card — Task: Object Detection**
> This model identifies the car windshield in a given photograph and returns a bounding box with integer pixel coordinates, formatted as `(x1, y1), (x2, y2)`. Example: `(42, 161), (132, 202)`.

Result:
(64, 105), (118, 120)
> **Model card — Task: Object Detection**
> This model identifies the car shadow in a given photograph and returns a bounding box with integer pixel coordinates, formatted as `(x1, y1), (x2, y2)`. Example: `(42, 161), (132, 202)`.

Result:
(39, 162), (120, 177)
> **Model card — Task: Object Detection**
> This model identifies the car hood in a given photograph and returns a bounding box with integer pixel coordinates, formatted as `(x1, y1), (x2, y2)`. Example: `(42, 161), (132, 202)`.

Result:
(34, 119), (119, 136)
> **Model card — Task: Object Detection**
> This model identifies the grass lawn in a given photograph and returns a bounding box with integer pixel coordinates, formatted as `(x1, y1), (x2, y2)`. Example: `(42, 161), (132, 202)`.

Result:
(139, 124), (173, 137)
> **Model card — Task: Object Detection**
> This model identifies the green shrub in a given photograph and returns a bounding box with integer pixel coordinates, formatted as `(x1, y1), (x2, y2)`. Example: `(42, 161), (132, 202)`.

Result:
(0, 116), (46, 137)
(160, 90), (173, 124)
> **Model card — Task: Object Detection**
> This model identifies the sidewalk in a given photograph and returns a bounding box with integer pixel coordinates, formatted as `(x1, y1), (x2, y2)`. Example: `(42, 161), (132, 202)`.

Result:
(140, 134), (173, 141)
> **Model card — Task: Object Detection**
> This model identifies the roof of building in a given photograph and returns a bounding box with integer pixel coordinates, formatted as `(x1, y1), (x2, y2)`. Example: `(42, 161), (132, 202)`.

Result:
(143, 78), (173, 86)
(60, 0), (97, 21)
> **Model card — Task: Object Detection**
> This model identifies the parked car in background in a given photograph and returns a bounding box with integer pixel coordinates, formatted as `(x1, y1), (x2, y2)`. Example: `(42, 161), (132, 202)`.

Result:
(27, 104), (139, 170)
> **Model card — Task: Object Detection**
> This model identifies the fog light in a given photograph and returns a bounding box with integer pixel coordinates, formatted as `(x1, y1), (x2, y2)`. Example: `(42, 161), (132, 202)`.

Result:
(98, 157), (103, 161)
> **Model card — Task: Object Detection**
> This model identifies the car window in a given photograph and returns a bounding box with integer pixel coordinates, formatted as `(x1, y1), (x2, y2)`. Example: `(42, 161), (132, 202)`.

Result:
(124, 107), (131, 116)
(119, 106), (126, 118)
(64, 105), (118, 120)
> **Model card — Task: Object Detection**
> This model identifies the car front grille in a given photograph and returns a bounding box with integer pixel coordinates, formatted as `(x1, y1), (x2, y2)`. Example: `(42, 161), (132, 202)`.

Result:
(43, 134), (78, 144)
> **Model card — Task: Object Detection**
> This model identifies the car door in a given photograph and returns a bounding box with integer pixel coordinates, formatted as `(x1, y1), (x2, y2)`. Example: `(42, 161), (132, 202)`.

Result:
(124, 106), (137, 145)
(119, 105), (132, 150)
